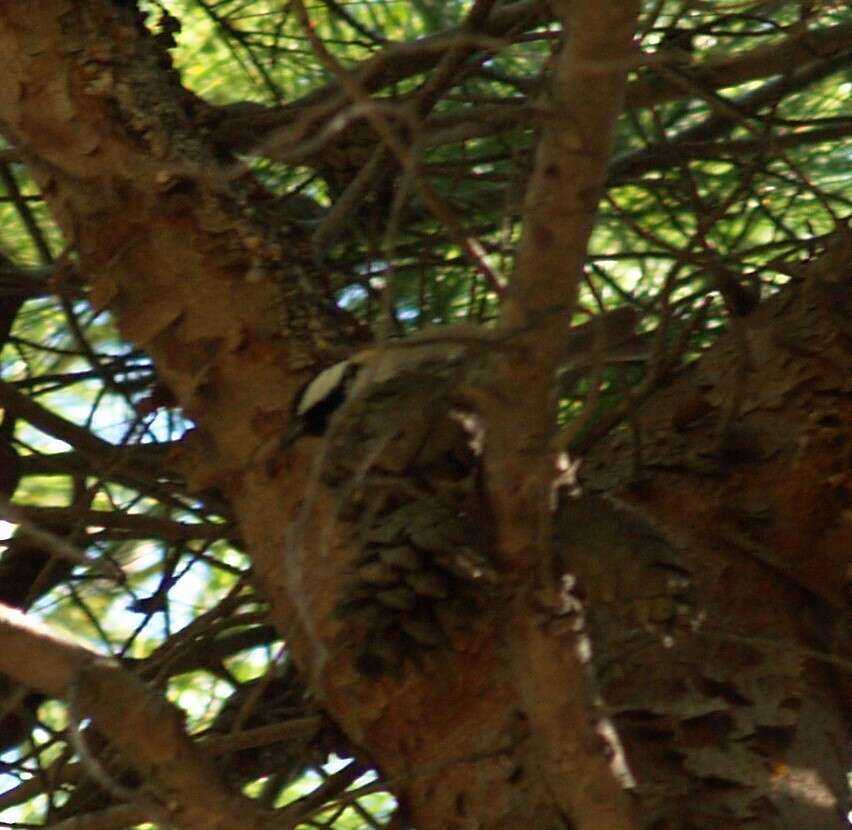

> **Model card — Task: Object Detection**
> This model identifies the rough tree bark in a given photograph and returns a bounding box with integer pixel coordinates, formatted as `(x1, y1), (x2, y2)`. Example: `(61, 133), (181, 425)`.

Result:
(0, 3), (848, 830)
(575, 235), (852, 828)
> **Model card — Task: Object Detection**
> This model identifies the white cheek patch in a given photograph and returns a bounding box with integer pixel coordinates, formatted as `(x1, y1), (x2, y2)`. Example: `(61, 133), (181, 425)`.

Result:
(297, 361), (353, 417)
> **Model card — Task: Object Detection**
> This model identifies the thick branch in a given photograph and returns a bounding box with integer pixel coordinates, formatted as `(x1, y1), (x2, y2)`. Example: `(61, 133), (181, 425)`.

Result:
(209, 20), (852, 178)
(485, 2), (641, 829)
(626, 21), (852, 110)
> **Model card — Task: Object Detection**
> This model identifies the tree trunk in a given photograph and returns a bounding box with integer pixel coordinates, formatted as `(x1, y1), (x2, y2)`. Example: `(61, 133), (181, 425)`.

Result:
(568, 238), (852, 827)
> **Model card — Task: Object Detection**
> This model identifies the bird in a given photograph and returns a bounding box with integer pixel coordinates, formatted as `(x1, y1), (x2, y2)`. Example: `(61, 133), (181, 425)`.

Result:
(280, 337), (488, 677)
